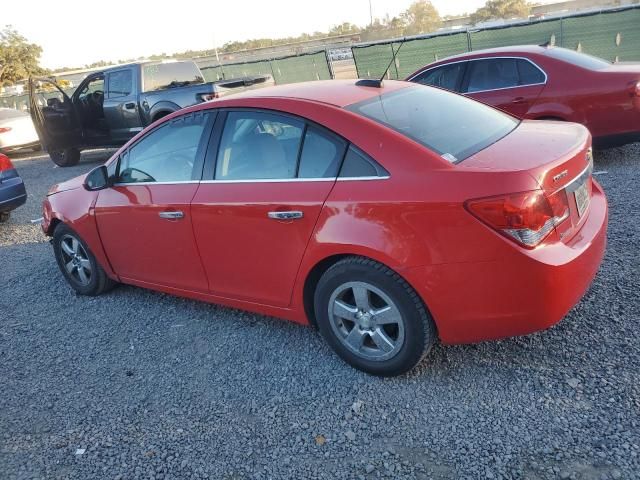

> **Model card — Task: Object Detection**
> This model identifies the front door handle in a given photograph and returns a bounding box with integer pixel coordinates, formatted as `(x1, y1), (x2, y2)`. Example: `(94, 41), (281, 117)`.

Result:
(268, 211), (303, 220)
(159, 211), (184, 220)
(512, 96), (526, 104)
(124, 102), (136, 110)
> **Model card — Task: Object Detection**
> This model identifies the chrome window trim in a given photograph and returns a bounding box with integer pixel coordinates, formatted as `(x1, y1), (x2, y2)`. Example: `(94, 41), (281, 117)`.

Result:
(111, 176), (390, 187)
(408, 56), (548, 94)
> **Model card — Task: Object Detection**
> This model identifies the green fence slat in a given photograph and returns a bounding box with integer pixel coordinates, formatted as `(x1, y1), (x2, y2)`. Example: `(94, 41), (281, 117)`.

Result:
(470, 20), (561, 51)
(200, 65), (225, 82)
(353, 43), (395, 78)
(392, 33), (469, 79)
(270, 52), (332, 84)
(561, 9), (640, 62)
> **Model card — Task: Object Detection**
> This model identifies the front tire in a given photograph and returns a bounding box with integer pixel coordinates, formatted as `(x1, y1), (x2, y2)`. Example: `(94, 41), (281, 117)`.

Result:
(52, 224), (116, 295)
(314, 257), (436, 376)
(49, 148), (80, 167)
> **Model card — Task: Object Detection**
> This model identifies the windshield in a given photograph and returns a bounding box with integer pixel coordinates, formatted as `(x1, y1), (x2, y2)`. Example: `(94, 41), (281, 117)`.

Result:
(347, 85), (519, 162)
(142, 62), (205, 92)
(544, 47), (610, 70)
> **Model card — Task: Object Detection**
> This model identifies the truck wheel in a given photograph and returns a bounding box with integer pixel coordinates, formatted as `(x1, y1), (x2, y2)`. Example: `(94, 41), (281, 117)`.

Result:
(50, 148), (81, 167)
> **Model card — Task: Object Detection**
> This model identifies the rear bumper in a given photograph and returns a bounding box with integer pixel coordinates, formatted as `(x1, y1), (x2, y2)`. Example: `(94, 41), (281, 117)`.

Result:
(0, 173), (27, 213)
(405, 181), (608, 344)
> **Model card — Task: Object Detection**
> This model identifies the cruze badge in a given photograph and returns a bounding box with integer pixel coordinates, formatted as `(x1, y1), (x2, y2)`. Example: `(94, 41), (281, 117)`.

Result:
(553, 170), (569, 182)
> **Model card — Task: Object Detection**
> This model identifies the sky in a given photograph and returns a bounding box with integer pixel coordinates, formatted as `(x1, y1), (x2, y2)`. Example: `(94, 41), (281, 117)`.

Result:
(3, 0), (546, 69)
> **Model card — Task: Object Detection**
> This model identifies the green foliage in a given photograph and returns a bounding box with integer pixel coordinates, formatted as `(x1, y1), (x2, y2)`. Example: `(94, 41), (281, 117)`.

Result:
(470, 0), (531, 25)
(0, 26), (47, 85)
(401, 0), (442, 36)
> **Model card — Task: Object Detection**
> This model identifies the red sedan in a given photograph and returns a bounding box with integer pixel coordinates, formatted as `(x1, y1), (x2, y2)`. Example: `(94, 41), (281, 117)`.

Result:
(406, 45), (640, 148)
(42, 80), (607, 376)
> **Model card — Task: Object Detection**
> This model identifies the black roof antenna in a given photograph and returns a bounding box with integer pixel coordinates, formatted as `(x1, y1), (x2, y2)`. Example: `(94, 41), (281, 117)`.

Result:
(356, 38), (406, 88)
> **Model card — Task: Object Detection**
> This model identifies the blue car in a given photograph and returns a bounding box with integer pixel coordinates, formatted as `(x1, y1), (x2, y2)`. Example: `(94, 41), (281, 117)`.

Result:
(0, 154), (27, 223)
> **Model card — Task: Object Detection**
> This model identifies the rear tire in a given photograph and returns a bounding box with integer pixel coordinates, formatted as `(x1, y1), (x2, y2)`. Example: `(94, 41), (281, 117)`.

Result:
(0, 212), (10, 223)
(314, 256), (436, 376)
(49, 148), (80, 167)
(52, 223), (116, 295)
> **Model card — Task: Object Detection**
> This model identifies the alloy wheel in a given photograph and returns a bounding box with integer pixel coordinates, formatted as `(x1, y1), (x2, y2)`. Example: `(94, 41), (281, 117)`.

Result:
(60, 234), (92, 286)
(327, 281), (405, 362)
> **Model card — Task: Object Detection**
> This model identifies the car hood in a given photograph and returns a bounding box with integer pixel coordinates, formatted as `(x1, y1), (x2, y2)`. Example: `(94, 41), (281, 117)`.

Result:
(48, 174), (86, 195)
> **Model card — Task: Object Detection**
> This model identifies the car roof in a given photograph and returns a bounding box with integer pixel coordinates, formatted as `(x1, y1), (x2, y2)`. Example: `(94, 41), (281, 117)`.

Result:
(436, 45), (550, 62)
(219, 79), (412, 108)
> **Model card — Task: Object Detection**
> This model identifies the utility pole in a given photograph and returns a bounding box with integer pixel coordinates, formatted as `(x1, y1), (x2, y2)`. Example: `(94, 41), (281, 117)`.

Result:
(369, 0), (374, 26)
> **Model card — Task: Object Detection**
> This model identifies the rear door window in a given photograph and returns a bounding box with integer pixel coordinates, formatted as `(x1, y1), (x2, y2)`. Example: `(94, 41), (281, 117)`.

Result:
(412, 62), (466, 92)
(516, 59), (546, 85)
(465, 58), (519, 93)
(298, 127), (346, 178)
(107, 69), (133, 98)
(215, 111), (304, 180)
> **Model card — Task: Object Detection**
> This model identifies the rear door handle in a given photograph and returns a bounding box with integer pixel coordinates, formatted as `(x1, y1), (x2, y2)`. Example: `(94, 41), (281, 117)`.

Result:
(159, 211), (184, 220)
(512, 97), (526, 104)
(124, 102), (136, 110)
(268, 211), (303, 220)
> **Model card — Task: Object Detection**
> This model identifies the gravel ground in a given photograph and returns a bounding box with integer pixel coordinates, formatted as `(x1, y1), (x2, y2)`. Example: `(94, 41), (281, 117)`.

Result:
(0, 146), (638, 480)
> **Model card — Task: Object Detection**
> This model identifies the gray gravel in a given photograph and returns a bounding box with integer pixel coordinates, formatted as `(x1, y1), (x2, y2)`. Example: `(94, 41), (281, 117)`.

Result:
(1, 146), (639, 479)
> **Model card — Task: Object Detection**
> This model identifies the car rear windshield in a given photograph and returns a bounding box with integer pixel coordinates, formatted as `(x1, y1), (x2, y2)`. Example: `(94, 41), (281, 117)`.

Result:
(142, 62), (205, 92)
(346, 85), (519, 162)
(544, 47), (610, 70)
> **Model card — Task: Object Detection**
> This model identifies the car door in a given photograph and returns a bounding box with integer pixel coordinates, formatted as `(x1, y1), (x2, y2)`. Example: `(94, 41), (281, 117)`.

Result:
(28, 77), (81, 151)
(191, 110), (347, 307)
(462, 57), (546, 118)
(409, 61), (467, 92)
(94, 110), (215, 292)
(103, 67), (143, 143)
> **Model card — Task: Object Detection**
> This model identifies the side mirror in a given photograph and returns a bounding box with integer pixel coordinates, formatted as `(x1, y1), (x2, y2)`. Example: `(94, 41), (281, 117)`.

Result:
(84, 165), (110, 191)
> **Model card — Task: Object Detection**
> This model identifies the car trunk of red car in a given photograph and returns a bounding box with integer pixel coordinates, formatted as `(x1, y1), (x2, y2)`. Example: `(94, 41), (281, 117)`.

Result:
(459, 120), (594, 247)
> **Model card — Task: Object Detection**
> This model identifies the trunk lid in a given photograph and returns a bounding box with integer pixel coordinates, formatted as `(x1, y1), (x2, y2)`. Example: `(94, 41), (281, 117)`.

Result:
(461, 120), (594, 245)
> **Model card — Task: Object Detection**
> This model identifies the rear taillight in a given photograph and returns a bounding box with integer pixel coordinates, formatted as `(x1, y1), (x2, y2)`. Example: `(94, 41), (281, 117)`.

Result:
(0, 153), (15, 172)
(198, 92), (218, 102)
(465, 189), (570, 248)
(0, 126), (12, 134)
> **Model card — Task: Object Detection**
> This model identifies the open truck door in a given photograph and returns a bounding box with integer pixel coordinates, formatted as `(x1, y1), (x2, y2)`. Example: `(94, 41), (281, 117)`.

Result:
(29, 77), (82, 166)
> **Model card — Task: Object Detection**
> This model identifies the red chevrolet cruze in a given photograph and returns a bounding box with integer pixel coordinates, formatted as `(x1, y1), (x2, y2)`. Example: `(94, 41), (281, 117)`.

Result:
(42, 80), (607, 376)
(407, 45), (640, 148)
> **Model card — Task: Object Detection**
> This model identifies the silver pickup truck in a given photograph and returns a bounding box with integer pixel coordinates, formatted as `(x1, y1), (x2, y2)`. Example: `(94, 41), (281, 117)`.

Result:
(30, 60), (273, 166)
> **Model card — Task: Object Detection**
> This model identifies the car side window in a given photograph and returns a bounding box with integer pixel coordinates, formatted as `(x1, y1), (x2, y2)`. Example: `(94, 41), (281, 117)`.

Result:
(516, 59), (546, 85)
(117, 112), (210, 184)
(339, 146), (388, 178)
(215, 111), (304, 180)
(413, 62), (465, 92)
(298, 127), (347, 178)
(466, 58), (519, 93)
(107, 70), (133, 98)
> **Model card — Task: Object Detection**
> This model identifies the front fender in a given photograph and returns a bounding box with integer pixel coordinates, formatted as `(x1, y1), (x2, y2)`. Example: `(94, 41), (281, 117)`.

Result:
(42, 191), (118, 281)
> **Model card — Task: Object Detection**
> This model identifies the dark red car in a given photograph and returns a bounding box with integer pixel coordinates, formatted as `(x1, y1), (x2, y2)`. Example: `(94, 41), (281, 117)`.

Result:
(42, 80), (607, 376)
(407, 45), (640, 148)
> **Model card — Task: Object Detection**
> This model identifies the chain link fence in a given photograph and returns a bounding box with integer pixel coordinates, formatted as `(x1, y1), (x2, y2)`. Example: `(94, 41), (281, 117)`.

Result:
(352, 5), (640, 79)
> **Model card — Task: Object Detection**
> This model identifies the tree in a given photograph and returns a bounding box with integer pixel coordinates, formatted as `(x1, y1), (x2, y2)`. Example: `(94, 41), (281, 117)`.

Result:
(0, 26), (46, 85)
(470, 0), (531, 25)
(401, 0), (441, 36)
